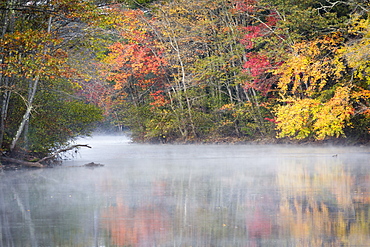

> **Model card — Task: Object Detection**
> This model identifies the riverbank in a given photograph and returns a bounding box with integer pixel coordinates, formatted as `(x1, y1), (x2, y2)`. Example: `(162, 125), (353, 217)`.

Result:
(1, 134), (368, 171)
(135, 135), (370, 146)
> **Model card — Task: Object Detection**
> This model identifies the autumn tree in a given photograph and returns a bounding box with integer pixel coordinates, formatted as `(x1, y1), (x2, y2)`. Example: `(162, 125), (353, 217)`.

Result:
(338, 14), (370, 140)
(238, 0), (369, 141)
(147, 0), (280, 141)
(274, 25), (369, 140)
(101, 7), (168, 141)
(99, 0), (369, 143)
(0, 0), (108, 158)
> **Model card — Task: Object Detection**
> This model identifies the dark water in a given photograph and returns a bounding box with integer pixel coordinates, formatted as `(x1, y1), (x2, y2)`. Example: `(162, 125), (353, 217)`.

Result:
(1, 135), (369, 247)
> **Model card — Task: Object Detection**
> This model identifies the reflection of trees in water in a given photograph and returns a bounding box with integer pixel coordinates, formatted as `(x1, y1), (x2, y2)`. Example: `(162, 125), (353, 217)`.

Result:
(0, 172), (40, 247)
(100, 169), (280, 246)
(101, 178), (172, 246)
(3, 152), (369, 247)
(0, 170), (105, 247)
(277, 157), (370, 246)
(102, 196), (170, 246)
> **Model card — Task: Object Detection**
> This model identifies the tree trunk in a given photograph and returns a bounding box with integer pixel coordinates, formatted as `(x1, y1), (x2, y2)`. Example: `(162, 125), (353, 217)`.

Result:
(10, 74), (40, 151)
(0, 78), (12, 146)
(9, 8), (53, 151)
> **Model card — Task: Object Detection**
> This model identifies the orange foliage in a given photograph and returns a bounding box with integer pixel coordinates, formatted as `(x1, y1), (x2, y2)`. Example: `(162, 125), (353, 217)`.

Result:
(0, 30), (68, 79)
(102, 9), (168, 108)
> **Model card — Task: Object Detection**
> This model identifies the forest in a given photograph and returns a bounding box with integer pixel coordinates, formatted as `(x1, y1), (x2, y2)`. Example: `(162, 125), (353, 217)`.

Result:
(0, 0), (369, 165)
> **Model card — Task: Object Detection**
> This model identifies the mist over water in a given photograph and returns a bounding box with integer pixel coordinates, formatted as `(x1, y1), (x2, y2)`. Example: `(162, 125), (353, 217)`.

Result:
(1, 135), (369, 246)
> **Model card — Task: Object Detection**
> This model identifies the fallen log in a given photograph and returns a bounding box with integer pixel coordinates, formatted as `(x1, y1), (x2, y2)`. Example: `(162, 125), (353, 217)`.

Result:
(1, 144), (92, 168)
(1, 157), (44, 168)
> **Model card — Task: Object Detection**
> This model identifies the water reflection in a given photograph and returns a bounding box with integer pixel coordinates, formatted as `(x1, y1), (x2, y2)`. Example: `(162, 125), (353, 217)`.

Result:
(0, 136), (369, 246)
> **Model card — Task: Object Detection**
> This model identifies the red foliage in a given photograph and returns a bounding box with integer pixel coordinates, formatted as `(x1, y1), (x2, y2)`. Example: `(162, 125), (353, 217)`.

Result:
(240, 25), (262, 49)
(264, 117), (278, 124)
(243, 53), (278, 95)
(243, 53), (271, 78)
(77, 80), (112, 107)
(266, 12), (279, 26)
(239, 9), (282, 95)
(232, 0), (257, 13)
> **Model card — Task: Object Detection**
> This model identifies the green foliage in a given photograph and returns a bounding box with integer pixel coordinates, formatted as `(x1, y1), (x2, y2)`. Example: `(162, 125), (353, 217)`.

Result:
(122, 0), (156, 8)
(0, 0), (116, 156)
(109, 101), (153, 142)
(261, 0), (350, 40)
(214, 102), (274, 139)
(28, 89), (103, 154)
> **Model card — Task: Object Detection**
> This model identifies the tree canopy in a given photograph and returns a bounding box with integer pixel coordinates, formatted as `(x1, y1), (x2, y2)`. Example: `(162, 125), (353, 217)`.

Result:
(1, 0), (369, 162)
(0, 0), (108, 160)
(95, 0), (369, 143)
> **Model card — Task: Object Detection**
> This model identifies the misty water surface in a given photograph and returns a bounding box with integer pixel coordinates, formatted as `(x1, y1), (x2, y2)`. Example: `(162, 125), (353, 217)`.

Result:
(1, 135), (369, 247)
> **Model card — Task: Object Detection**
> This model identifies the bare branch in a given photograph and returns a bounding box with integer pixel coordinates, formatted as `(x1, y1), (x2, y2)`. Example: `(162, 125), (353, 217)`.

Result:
(38, 144), (92, 163)
(317, 0), (369, 14)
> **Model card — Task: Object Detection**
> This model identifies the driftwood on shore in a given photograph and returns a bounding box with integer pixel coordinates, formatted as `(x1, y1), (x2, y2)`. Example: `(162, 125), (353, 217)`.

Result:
(0, 144), (92, 168)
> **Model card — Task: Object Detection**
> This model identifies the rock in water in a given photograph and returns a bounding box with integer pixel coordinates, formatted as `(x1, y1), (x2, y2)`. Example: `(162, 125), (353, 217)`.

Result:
(84, 162), (104, 167)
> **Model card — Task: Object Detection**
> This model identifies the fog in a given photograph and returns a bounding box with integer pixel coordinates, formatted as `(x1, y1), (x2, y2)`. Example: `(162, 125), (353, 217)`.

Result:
(1, 135), (369, 246)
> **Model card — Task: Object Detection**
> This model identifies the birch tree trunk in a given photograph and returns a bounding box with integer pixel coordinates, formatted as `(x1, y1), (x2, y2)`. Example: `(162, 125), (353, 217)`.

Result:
(10, 75), (40, 151)
(9, 7), (53, 151)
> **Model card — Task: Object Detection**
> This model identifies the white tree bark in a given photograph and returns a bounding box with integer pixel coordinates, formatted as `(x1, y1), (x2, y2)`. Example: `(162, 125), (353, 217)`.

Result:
(10, 6), (53, 151)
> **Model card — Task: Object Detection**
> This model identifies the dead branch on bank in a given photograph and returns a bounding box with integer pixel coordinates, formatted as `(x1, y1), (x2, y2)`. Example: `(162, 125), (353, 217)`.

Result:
(38, 144), (91, 163)
(1, 144), (92, 168)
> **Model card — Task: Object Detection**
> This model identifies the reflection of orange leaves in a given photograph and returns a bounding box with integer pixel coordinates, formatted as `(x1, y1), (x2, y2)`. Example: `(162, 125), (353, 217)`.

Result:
(152, 181), (167, 196)
(247, 209), (272, 238)
(102, 198), (170, 247)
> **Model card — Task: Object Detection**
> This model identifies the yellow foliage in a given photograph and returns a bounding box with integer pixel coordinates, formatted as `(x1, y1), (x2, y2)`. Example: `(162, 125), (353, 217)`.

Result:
(274, 33), (345, 98)
(275, 98), (320, 139)
(314, 86), (354, 140)
(340, 15), (370, 85)
(272, 29), (369, 140)
(275, 86), (353, 140)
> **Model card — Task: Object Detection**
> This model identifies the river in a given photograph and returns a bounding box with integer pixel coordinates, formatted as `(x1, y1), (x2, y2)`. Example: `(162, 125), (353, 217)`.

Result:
(0, 135), (369, 246)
